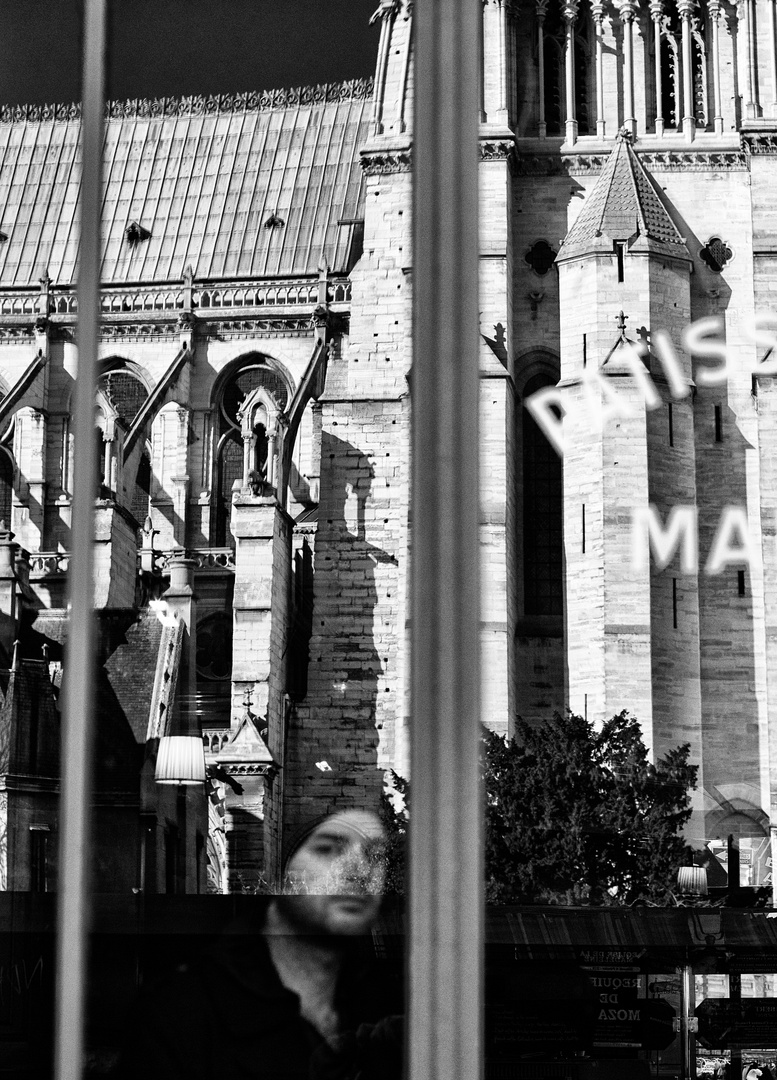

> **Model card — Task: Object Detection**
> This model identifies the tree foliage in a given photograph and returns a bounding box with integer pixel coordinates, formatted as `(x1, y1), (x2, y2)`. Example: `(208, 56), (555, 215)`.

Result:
(383, 711), (698, 906)
(484, 711), (697, 905)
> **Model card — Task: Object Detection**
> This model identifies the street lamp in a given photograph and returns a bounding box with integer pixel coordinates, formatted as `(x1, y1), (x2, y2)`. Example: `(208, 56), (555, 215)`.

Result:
(155, 735), (206, 785)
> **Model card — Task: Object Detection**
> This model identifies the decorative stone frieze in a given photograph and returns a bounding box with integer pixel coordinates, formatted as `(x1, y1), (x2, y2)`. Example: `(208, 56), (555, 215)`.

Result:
(0, 80), (375, 123)
(742, 132), (777, 153)
(360, 149), (412, 174)
(0, 326), (35, 341)
(513, 150), (748, 175)
(638, 150), (748, 169)
(480, 140), (518, 167)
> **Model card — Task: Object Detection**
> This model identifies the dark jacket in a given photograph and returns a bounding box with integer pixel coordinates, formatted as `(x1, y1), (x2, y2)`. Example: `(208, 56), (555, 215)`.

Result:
(117, 923), (403, 1079)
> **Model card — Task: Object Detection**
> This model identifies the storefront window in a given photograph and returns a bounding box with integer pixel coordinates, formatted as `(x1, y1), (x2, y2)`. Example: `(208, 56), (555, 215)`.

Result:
(4, 1), (777, 1077)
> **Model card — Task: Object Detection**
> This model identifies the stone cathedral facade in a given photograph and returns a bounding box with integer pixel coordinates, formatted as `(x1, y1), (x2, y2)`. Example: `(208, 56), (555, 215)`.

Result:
(0, 0), (776, 893)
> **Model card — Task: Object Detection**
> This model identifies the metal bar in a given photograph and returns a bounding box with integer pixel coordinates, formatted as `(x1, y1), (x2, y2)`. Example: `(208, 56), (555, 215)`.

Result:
(53, 1), (105, 1077)
(410, 2), (483, 1079)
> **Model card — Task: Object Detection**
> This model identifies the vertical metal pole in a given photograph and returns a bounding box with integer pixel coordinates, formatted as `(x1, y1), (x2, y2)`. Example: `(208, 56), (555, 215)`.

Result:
(410, 2), (483, 1080)
(681, 960), (696, 1080)
(54, 2), (105, 1078)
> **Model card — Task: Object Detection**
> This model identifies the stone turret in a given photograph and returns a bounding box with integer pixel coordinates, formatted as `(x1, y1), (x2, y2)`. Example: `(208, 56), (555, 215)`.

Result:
(556, 134), (704, 833)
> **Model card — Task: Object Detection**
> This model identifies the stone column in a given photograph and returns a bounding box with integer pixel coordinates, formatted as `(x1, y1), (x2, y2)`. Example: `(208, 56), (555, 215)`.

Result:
(536, 0), (549, 137)
(677, 0), (696, 138)
(707, 0), (725, 132)
(0, 524), (18, 659)
(12, 407), (47, 551)
(564, 0), (580, 143)
(769, 0), (777, 115)
(650, 0), (666, 135)
(169, 406), (191, 548)
(592, 0), (607, 136)
(483, 0), (510, 125)
(230, 492), (292, 882)
(370, 0), (400, 134)
(620, 0), (638, 134)
(740, 0), (762, 118)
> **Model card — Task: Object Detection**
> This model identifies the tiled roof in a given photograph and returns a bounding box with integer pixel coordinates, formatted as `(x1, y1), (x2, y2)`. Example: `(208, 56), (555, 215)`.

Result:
(0, 82), (373, 286)
(558, 133), (690, 262)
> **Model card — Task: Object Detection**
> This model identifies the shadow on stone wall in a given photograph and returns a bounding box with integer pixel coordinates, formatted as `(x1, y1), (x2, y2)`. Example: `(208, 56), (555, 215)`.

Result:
(282, 431), (397, 860)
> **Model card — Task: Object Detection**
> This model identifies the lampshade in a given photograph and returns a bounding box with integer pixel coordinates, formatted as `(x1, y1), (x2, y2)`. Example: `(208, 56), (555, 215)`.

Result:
(155, 735), (206, 785)
(677, 865), (708, 896)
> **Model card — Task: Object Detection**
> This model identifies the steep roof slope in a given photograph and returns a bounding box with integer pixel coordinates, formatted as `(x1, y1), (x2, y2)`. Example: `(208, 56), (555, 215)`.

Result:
(558, 132), (691, 263)
(0, 81), (372, 286)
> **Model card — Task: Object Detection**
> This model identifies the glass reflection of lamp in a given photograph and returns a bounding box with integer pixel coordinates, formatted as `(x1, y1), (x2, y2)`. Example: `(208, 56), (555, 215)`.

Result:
(155, 735), (206, 786)
(678, 866), (709, 898)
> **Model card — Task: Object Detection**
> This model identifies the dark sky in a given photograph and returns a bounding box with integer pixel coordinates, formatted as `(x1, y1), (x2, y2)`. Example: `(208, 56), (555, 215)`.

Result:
(0, 0), (380, 105)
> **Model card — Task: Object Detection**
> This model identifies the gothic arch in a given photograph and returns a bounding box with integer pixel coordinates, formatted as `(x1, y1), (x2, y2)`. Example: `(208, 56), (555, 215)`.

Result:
(209, 353), (294, 545)
(706, 795), (769, 840)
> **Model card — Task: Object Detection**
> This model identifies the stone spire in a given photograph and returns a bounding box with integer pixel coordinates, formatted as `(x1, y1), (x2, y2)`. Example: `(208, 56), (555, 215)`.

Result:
(557, 131), (691, 262)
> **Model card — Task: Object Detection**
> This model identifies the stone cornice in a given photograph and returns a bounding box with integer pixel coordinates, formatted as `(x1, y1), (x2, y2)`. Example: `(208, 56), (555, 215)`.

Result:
(361, 137), (520, 174)
(513, 149), (748, 175)
(0, 314), (332, 343)
(0, 80), (374, 124)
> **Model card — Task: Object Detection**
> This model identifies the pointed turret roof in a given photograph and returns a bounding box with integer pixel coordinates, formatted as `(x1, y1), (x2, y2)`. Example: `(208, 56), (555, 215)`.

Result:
(557, 131), (691, 263)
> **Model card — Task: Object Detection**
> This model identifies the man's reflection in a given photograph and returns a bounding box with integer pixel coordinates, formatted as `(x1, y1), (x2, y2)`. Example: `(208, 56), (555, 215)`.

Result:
(118, 810), (403, 1079)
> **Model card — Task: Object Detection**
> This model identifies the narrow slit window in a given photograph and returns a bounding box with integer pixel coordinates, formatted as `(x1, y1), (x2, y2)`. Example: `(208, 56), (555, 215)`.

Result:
(673, 578), (678, 628)
(615, 242), (625, 282)
(582, 503), (586, 553)
(583, 333), (587, 368)
(715, 404), (723, 442)
(30, 827), (51, 893)
(668, 403), (674, 447)
(738, 569), (746, 596)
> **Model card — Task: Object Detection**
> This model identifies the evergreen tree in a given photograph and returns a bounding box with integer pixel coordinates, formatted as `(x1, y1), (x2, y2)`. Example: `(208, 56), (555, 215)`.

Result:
(382, 711), (697, 905)
(484, 711), (697, 905)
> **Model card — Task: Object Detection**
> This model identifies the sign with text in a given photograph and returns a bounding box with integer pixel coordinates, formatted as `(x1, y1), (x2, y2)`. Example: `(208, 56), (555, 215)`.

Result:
(584, 970), (675, 1050)
(696, 998), (777, 1049)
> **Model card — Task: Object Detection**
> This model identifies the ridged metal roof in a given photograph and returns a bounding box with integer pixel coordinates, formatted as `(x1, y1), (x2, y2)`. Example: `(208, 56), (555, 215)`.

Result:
(558, 132), (690, 262)
(0, 81), (373, 287)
